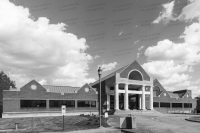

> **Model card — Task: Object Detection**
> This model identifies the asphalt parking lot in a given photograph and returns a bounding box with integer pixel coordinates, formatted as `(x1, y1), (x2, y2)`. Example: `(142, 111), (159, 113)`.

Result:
(108, 113), (200, 133)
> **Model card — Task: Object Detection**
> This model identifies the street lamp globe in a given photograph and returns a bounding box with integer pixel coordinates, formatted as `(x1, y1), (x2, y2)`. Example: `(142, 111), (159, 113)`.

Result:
(98, 66), (102, 77)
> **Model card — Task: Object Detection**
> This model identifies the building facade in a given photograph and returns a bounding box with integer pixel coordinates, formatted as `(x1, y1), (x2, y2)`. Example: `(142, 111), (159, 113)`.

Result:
(3, 80), (98, 117)
(2, 60), (196, 117)
(91, 60), (196, 113)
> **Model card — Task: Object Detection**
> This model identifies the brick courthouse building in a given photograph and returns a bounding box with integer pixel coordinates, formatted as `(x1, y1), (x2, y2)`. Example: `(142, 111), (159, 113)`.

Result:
(2, 60), (196, 117)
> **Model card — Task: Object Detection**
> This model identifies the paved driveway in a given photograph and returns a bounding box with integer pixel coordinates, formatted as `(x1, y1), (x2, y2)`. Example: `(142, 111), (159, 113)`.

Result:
(108, 113), (200, 133)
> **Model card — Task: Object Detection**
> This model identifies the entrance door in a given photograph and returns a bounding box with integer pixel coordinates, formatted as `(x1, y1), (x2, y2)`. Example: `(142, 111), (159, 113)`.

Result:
(119, 93), (124, 110)
(129, 94), (138, 110)
(110, 95), (114, 110)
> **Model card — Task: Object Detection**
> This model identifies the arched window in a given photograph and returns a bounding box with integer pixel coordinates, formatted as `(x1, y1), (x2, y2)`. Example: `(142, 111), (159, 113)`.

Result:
(153, 86), (160, 92)
(128, 70), (143, 81)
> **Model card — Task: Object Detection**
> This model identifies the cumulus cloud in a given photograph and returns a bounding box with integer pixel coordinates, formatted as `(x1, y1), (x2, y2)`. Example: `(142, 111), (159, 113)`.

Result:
(164, 86), (176, 91)
(153, 1), (175, 24)
(0, 0), (95, 87)
(153, 0), (200, 23)
(145, 22), (200, 65)
(188, 66), (194, 72)
(177, 0), (200, 21)
(161, 73), (191, 86)
(101, 62), (117, 72)
(147, 0), (200, 97)
(137, 46), (145, 58)
(142, 60), (188, 80)
(38, 79), (47, 85)
(143, 60), (191, 88)
(191, 79), (200, 85)
(187, 86), (200, 98)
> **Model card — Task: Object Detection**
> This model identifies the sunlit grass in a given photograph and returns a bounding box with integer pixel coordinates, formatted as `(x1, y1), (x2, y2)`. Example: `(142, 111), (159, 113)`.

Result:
(0, 115), (106, 132)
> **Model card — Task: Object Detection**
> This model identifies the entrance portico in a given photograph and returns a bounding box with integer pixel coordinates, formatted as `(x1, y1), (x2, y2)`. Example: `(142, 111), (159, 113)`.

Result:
(113, 80), (153, 110)
(91, 60), (154, 112)
(107, 66), (154, 111)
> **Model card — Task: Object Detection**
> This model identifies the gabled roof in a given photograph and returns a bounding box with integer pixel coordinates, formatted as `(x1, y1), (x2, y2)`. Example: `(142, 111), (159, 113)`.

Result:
(77, 83), (97, 93)
(43, 83), (97, 94)
(167, 91), (179, 98)
(43, 85), (80, 93)
(173, 90), (190, 98)
(153, 79), (166, 92)
(90, 63), (130, 86)
(166, 90), (190, 98)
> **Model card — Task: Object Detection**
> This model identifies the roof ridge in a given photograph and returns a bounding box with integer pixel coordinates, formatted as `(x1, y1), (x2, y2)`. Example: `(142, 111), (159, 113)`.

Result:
(43, 85), (80, 88)
(90, 63), (131, 86)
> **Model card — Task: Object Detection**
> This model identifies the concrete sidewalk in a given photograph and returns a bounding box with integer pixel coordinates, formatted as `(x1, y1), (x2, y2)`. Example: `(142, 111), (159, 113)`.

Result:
(42, 127), (121, 133)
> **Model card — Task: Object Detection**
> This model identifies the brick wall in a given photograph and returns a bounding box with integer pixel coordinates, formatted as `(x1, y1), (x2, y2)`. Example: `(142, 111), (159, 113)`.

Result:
(3, 80), (98, 113)
(0, 86), (10, 117)
(120, 61), (150, 81)
(153, 96), (196, 111)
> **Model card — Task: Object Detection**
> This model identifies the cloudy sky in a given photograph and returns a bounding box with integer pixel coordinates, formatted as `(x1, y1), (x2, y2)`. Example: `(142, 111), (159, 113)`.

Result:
(0, 0), (200, 97)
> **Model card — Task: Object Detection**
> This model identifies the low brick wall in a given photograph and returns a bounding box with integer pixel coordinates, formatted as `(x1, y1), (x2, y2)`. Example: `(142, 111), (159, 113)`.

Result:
(154, 107), (194, 114)
(2, 110), (99, 118)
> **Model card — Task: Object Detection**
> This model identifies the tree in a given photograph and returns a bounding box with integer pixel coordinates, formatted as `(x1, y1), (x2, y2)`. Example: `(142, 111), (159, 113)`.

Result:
(195, 96), (200, 100)
(0, 70), (16, 90)
(0, 70), (16, 117)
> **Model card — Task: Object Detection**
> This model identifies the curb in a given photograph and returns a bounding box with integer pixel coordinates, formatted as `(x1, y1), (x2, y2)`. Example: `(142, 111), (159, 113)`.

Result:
(185, 118), (200, 123)
(0, 128), (26, 132)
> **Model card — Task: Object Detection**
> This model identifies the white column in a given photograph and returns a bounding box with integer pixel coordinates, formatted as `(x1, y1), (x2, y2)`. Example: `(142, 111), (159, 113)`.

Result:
(114, 83), (119, 110)
(107, 94), (110, 111)
(142, 85), (146, 110)
(124, 84), (129, 110)
(150, 86), (153, 110)
(139, 94), (141, 109)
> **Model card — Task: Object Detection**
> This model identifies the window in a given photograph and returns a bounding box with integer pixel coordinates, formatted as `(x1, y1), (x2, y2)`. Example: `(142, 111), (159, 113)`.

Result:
(184, 103), (192, 108)
(164, 93), (166, 96)
(160, 102), (170, 108)
(21, 100), (46, 108)
(172, 103), (183, 108)
(153, 102), (159, 107)
(119, 87), (124, 90)
(77, 100), (96, 107)
(110, 87), (114, 90)
(49, 100), (75, 108)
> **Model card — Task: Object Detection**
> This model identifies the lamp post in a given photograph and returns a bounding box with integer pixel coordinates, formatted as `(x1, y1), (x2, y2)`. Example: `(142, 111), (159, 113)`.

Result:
(89, 88), (91, 116)
(189, 95), (191, 113)
(98, 66), (102, 127)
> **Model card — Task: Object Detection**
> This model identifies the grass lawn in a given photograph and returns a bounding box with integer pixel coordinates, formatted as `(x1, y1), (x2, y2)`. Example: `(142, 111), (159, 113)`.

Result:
(0, 115), (110, 133)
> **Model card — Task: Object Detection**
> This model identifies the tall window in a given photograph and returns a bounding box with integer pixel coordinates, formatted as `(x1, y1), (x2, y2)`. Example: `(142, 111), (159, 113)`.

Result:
(77, 100), (96, 107)
(21, 100), (46, 108)
(110, 95), (114, 109)
(49, 100), (75, 108)
(172, 103), (182, 108)
(160, 102), (170, 108)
